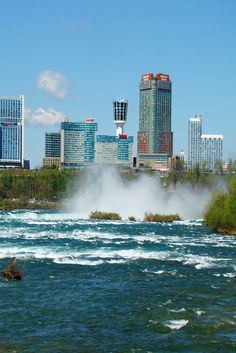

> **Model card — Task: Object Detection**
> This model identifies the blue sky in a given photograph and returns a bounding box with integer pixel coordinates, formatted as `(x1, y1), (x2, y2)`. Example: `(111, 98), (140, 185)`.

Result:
(0, 0), (236, 167)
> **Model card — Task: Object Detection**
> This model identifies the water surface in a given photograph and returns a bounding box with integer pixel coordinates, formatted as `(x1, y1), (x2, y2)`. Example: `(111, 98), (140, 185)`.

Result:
(0, 210), (235, 352)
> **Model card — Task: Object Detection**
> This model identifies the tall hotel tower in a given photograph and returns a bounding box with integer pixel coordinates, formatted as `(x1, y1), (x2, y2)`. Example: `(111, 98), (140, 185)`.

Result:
(0, 96), (24, 168)
(138, 73), (173, 157)
(188, 115), (202, 169)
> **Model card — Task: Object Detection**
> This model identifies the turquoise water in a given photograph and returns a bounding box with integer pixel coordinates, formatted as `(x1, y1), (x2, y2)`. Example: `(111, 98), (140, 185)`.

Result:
(0, 210), (235, 353)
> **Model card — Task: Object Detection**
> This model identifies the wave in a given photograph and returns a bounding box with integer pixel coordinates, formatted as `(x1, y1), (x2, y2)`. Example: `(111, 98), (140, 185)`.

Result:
(164, 319), (189, 330)
(168, 308), (186, 313)
(0, 243), (232, 270)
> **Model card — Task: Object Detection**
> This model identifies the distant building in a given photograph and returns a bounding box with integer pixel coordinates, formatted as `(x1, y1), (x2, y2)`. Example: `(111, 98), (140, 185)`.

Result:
(113, 99), (128, 137)
(61, 118), (98, 169)
(138, 153), (169, 171)
(0, 95), (24, 168)
(95, 99), (133, 169)
(201, 134), (223, 171)
(188, 115), (202, 169)
(138, 73), (173, 165)
(188, 115), (223, 172)
(45, 132), (61, 158)
(43, 157), (61, 169)
(24, 160), (30, 169)
(95, 134), (133, 168)
(42, 132), (61, 168)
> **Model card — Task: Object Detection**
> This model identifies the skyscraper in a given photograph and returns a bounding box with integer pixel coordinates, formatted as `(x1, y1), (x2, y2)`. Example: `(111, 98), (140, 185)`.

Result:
(61, 118), (98, 169)
(188, 115), (202, 169)
(201, 134), (223, 171)
(188, 115), (223, 172)
(45, 132), (61, 158)
(138, 73), (173, 158)
(0, 95), (24, 168)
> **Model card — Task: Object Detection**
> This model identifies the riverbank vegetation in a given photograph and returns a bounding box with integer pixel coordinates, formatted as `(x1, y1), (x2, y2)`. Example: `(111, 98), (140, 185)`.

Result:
(204, 175), (236, 235)
(0, 169), (74, 200)
(162, 166), (233, 188)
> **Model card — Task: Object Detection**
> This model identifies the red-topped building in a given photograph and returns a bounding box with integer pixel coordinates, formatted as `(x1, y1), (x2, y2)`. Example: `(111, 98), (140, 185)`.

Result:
(138, 73), (173, 159)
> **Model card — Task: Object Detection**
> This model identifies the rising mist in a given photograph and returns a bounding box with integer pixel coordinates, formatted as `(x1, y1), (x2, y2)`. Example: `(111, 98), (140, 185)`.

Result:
(65, 168), (212, 220)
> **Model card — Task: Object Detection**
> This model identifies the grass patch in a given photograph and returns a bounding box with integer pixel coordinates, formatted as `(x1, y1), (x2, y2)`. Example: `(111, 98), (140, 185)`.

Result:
(144, 213), (180, 222)
(89, 211), (122, 220)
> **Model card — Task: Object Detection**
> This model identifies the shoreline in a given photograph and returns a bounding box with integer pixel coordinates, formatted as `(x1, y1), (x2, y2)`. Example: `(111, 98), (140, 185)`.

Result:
(215, 227), (236, 236)
(0, 200), (60, 211)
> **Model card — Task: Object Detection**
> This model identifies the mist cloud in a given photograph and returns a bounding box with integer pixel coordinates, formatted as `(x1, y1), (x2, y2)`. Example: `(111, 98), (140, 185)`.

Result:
(66, 168), (211, 220)
(37, 70), (68, 99)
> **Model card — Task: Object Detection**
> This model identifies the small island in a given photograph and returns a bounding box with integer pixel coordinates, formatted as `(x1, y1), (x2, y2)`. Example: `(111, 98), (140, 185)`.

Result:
(144, 213), (181, 222)
(89, 211), (122, 220)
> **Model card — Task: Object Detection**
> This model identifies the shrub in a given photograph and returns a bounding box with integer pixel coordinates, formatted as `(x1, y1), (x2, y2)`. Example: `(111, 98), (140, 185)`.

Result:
(89, 211), (121, 220)
(128, 216), (136, 221)
(144, 213), (180, 222)
(204, 176), (236, 234)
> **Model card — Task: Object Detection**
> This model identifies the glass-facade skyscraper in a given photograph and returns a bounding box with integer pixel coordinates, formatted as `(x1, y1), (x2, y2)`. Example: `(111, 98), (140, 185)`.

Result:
(45, 132), (61, 158)
(138, 73), (173, 158)
(0, 95), (24, 167)
(61, 118), (98, 169)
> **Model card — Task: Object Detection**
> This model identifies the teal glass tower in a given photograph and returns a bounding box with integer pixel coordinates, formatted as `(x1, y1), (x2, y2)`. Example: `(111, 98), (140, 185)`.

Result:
(61, 118), (98, 169)
(0, 95), (24, 168)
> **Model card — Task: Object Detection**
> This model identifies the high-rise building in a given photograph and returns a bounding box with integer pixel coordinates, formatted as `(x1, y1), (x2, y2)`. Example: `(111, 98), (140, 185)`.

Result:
(61, 118), (98, 169)
(95, 134), (133, 168)
(188, 115), (202, 169)
(45, 132), (61, 157)
(138, 73), (173, 160)
(201, 134), (223, 171)
(43, 132), (61, 168)
(113, 99), (128, 137)
(188, 115), (223, 172)
(0, 95), (24, 168)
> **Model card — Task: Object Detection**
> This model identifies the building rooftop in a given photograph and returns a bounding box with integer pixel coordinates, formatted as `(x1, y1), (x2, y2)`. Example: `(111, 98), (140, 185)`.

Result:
(201, 134), (223, 139)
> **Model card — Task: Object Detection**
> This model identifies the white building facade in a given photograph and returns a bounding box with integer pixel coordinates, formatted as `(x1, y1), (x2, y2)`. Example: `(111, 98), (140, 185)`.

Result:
(201, 134), (223, 171)
(188, 115), (202, 169)
(188, 115), (223, 172)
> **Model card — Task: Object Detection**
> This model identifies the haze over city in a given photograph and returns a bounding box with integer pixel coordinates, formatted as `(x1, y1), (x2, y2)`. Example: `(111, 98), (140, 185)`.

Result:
(0, 0), (236, 167)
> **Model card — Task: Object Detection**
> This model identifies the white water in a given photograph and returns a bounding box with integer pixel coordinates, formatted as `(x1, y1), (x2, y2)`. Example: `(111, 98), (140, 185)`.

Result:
(164, 319), (189, 330)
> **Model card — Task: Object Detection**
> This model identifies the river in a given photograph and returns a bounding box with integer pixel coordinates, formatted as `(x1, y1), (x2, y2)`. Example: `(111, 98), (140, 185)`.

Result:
(0, 210), (235, 352)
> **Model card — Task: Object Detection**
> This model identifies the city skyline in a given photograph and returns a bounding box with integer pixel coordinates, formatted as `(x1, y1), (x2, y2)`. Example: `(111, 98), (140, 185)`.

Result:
(0, 0), (235, 167)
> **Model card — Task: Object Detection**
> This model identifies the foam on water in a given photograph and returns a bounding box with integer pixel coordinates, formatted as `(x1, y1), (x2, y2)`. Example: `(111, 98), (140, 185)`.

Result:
(0, 210), (235, 273)
(164, 320), (189, 330)
(168, 308), (186, 313)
